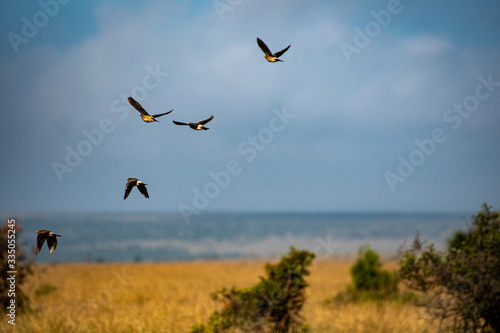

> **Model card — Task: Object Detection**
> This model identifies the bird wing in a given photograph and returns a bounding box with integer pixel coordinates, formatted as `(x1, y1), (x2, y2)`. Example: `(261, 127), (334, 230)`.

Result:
(36, 233), (48, 254)
(124, 180), (136, 200)
(257, 38), (273, 56)
(46, 236), (58, 253)
(274, 45), (290, 58)
(199, 115), (214, 125)
(152, 109), (173, 118)
(128, 97), (149, 116)
(173, 120), (189, 126)
(137, 183), (149, 198)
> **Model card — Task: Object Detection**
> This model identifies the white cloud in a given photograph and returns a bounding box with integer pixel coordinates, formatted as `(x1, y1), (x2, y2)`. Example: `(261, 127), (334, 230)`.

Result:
(1, 1), (499, 213)
(402, 34), (452, 56)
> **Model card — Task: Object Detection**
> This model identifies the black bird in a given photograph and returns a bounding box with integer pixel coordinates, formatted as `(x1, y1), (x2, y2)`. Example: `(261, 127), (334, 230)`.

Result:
(35, 230), (61, 254)
(173, 115), (214, 130)
(124, 178), (149, 200)
(257, 38), (290, 62)
(128, 97), (173, 123)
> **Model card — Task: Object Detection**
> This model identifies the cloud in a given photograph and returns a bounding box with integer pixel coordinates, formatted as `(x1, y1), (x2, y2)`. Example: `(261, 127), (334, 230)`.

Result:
(1, 1), (499, 213)
(402, 34), (452, 56)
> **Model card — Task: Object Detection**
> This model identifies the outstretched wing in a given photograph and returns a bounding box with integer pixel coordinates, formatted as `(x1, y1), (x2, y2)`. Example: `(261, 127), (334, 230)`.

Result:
(124, 180), (136, 200)
(137, 183), (149, 198)
(257, 38), (273, 56)
(128, 97), (149, 116)
(47, 236), (58, 253)
(199, 115), (214, 125)
(173, 120), (189, 126)
(36, 233), (48, 254)
(274, 44), (290, 58)
(152, 109), (173, 118)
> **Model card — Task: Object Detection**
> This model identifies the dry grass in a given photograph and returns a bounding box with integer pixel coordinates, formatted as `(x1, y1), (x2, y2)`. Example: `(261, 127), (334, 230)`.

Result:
(5, 259), (439, 332)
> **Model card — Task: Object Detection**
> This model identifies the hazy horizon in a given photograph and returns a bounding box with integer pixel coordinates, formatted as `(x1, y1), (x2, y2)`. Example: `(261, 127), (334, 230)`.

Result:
(11, 211), (469, 263)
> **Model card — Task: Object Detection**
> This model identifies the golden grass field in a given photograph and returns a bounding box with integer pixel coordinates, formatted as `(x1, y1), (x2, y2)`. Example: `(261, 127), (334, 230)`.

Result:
(6, 259), (439, 333)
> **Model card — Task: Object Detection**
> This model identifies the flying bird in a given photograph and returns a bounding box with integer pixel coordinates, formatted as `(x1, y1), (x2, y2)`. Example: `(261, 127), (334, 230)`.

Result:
(128, 97), (173, 123)
(124, 178), (149, 200)
(173, 115), (214, 130)
(35, 230), (61, 254)
(257, 38), (290, 62)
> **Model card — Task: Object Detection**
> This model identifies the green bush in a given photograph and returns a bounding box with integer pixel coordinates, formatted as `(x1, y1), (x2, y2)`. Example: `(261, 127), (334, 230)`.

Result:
(191, 247), (315, 333)
(351, 245), (398, 294)
(331, 245), (401, 303)
(399, 203), (500, 332)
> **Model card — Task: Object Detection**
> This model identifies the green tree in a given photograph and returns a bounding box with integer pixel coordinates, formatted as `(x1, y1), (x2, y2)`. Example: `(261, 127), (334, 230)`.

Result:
(332, 245), (400, 303)
(399, 203), (500, 332)
(351, 245), (398, 294)
(191, 247), (315, 333)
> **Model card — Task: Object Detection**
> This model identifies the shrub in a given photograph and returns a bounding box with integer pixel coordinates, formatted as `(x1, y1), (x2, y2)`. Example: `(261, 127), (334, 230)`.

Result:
(331, 245), (400, 303)
(399, 203), (500, 332)
(191, 247), (315, 333)
(351, 245), (399, 295)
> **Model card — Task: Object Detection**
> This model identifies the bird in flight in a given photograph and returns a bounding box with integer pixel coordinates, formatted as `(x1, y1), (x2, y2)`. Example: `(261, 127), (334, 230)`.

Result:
(124, 178), (149, 200)
(257, 38), (290, 62)
(35, 230), (61, 254)
(128, 97), (173, 123)
(173, 115), (214, 130)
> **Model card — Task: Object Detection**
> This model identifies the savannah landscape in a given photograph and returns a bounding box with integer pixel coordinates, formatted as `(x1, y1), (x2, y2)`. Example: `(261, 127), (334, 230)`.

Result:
(8, 259), (438, 333)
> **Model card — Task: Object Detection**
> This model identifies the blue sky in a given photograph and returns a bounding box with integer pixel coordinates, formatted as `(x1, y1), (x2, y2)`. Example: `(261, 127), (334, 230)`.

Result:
(1, 0), (499, 215)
